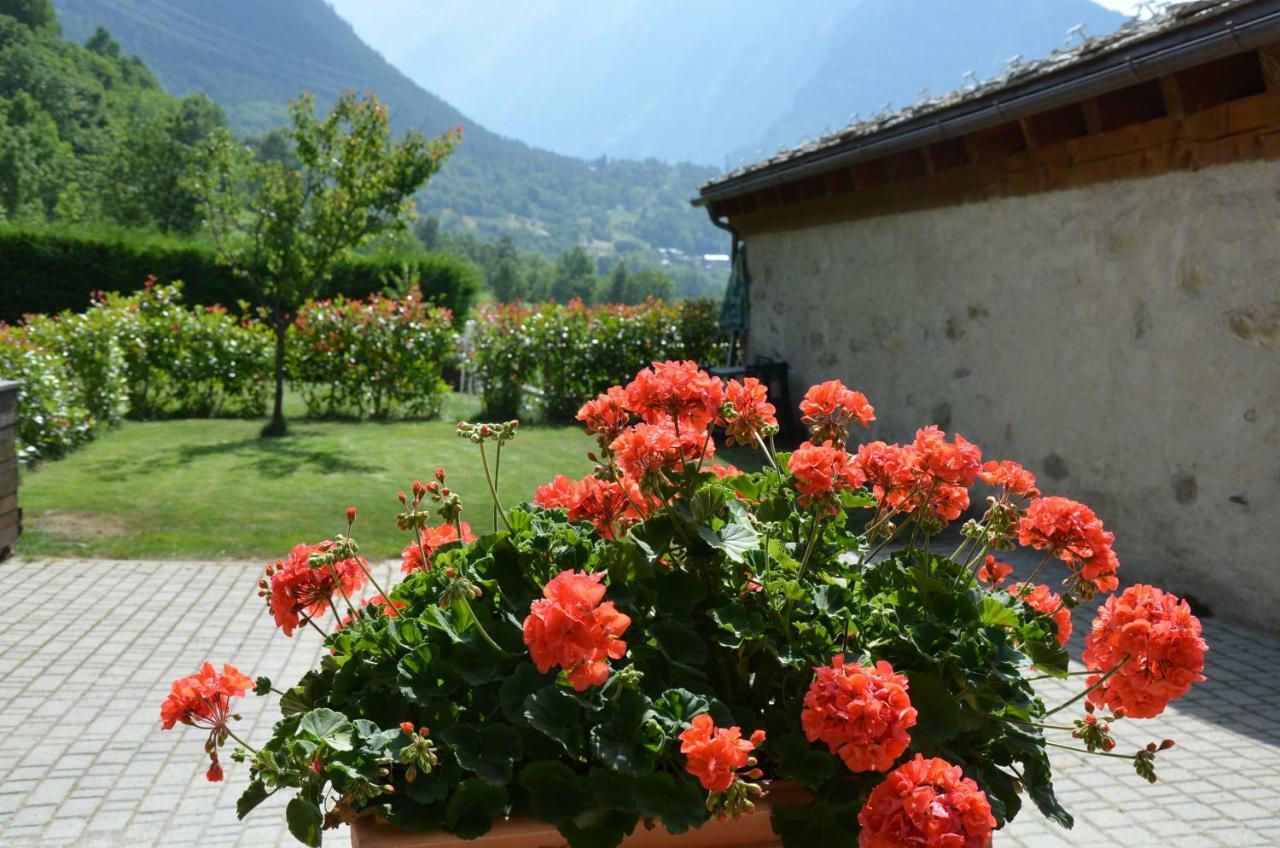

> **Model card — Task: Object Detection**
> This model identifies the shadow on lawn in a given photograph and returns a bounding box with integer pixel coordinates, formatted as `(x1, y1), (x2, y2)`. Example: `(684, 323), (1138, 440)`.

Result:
(176, 433), (380, 477)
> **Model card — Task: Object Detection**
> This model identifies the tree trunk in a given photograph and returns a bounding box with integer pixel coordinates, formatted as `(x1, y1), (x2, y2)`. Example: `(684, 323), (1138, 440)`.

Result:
(261, 320), (288, 438)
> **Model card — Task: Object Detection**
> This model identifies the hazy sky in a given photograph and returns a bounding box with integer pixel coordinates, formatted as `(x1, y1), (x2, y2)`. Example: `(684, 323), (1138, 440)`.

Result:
(328, 1), (1150, 66)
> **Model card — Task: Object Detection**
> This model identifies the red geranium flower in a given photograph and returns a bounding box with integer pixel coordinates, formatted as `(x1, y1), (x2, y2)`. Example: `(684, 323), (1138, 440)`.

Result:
(678, 713), (765, 792)
(534, 475), (578, 510)
(1018, 497), (1119, 596)
(1010, 582), (1072, 645)
(611, 421), (709, 486)
(576, 386), (632, 447)
(854, 441), (919, 510)
(799, 380), (875, 444)
(624, 360), (724, 431)
(568, 475), (643, 540)
(523, 570), (632, 691)
(265, 543), (368, 636)
(802, 656), (917, 773)
(910, 426), (983, 520)
(1082, 584), (1207, 718)
(790, 441), (865, 514)
(401, 522), (476, 573)
(978, 555), (1013, 587)
(857, 754), (996, 848)
(160, 662), (253, 782)
(979, 460), (1040, 498)
(723, 377), (777, 447)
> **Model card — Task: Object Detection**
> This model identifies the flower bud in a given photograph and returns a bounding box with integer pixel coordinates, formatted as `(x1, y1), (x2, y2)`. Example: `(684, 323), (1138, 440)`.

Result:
(400, 722), (414, 735)
(346, 506), (357, 523)
(398, 491), (407, 504)
(1160, 739), (1175, 750)
(435, 467), (446, 482)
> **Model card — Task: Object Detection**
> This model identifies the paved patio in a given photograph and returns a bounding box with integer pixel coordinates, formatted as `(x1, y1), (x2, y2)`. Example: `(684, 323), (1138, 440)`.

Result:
(0, 557), (1276, 847)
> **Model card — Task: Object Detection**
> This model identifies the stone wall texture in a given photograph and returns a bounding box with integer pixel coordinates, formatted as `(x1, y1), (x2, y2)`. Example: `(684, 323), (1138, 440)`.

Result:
(744, 159), (1280, 630)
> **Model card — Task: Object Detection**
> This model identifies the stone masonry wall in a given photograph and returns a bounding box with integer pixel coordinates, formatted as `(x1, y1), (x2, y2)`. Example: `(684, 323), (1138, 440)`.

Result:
(745, 159), (1280, 629)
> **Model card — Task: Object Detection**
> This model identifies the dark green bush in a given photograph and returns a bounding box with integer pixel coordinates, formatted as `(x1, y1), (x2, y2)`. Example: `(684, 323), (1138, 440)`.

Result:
(0, 225), (481, 323)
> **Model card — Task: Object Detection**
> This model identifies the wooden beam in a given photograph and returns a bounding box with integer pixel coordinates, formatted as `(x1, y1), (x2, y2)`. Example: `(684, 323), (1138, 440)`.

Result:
(1259, 44), (1280, 91)
(921, 144), (937, 176)
(1082, 98), (1104, 135)
(1160, 75), (1186, 120)
(1018, 117), (1040, 151)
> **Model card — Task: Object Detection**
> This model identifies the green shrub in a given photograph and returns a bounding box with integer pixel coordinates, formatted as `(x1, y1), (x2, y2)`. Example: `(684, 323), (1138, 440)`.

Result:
(0, 325), (94, 462)
(97, 281), (272, 418)
(289, 287), (456, 419)
(475, 299), (726, 421)
(468, 304), (541, 420)
(0, 224), (482, 324)
(21, 303), (129, 427)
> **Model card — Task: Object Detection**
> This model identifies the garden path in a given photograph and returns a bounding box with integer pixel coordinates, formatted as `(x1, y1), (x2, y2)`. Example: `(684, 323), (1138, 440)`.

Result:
(0, 557), (1275, 847)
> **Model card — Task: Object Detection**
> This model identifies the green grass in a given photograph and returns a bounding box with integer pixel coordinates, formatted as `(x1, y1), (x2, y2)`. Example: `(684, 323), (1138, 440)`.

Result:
(16, 394), (594, 561)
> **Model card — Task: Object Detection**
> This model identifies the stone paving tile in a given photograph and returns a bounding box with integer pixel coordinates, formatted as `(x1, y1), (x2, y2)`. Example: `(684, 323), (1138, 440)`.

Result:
(0, 557), (1277, 847)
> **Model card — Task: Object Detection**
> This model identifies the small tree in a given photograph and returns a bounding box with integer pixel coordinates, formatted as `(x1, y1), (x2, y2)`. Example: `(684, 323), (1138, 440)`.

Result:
(192, 92), (457, 436)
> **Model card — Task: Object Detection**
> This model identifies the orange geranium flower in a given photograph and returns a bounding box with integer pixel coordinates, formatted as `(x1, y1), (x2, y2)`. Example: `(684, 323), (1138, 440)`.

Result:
(854, 441), (919, 510)
(611, 421), (710, 486)
(723, 377), (777, 447)
(1082, 584), (1207, 718)
(534, 474), (578, 510)
(678, 714), (765, 793)
(160, 662), (254, 782)
(790, 441), (865, 515)
(523, 570), (632, 691)
(400, 522), (476, 573)
(978, 555), (1013, 586)
(624, 360), (724, 431)
(979, 459), (1040, 498)
(264, 542), (367, 636)
(1018, 496), (1119, 596)
(568, 475), (642, 540)
(857, 754), (996, 848)
(799, 380), (875, 444)
(1010, 582), (1072, 645)
(576, 386), (632, 447)
(802, 656), (917, 774)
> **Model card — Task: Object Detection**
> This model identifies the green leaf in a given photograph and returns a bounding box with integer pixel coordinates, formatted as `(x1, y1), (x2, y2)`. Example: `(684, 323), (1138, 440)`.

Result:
(453, 635), (507, 686)
(286, 797), (323, 848)
(396, 644), (438, 704)
(772, 733), (837, 788)
(651, 619), (708, 667)
(499, 663), (548, 725)
(236, 779), (269, 820)
(651, 688), (710, 734)
(630, 772), (708, 834)
(519, 760), (589, 822)
(557, 810), (638, 848)
(770, 799), (860, 848)
(697, 499), (760, 563)
(904, 672), (960, 742)
(628, 515), (675, 564)
(979, 595), (1021, 628)
(445, 779), (508, 839)
(439, 723), (523, 785)
(589, 690), (657, 776)
(524, 685), (586, 756)
(297, 708), (355, 751)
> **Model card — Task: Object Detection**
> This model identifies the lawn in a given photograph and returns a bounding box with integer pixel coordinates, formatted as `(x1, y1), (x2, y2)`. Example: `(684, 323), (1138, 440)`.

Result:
(16, 394), (595, 561)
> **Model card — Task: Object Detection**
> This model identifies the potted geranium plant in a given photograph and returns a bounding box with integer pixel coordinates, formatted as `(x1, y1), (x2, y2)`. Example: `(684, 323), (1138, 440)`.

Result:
(162, 361), (1207, 847)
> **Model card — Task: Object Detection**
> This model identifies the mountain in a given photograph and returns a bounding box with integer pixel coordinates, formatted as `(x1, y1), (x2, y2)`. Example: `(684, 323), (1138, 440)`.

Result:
(747, 0), (1126, 165)
(50, 0), (725, 257)
(330, 0), (1125, 167)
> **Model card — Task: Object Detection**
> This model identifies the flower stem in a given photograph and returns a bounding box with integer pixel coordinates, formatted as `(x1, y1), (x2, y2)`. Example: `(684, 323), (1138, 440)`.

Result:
(492, 441), (503, 531)
(797, 517), (823, 580)
(226, 729), (258, 754)
(1043, 739), (1133, 760)
(1045, 656), (1130, 717)
(479, 441), (513, 532)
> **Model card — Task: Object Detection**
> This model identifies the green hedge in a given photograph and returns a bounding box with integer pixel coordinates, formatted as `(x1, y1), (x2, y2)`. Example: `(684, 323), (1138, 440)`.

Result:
(0, 225), (481, 323)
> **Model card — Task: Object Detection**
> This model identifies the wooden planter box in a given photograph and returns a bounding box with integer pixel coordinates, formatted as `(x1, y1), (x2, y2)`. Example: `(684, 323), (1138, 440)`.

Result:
(350, 783), (810, 848)
(0, 381), (18, 560)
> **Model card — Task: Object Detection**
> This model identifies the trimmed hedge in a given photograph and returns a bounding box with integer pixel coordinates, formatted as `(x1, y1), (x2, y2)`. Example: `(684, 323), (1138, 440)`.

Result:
(0, 226), (481, 323)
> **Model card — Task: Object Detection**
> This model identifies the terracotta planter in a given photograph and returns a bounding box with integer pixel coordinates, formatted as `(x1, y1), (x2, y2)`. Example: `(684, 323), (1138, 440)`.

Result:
(350, 782), (811, 848)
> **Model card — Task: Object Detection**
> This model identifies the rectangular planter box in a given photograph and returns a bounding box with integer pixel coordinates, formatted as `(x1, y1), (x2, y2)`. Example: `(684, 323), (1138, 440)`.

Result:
(0, 381), (18, 559)
(351, 782), (810, 848)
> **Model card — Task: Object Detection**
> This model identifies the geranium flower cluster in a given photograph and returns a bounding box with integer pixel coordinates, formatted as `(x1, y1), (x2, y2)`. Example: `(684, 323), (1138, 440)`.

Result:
(851, 426), (983, 524)
(1018, 496), (1120, 596)
(799, 379), (875, 445)
(801, 657), (918, 774)
(856, 754), (996, 848)
(1011, 582), (1072, 645)
(522, 570), (632, 691)
(789, 441), (865, 514)
(159, 662), (253, 782)
(1082, 584), (1208, 718)
(260, 542), (367, 637)
(400, 521), (476, 573)
(678, 714), (765, 793)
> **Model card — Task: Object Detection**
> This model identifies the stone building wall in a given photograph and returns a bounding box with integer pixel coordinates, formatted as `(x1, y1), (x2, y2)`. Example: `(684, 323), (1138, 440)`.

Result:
(745, 159), (1280, 629)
